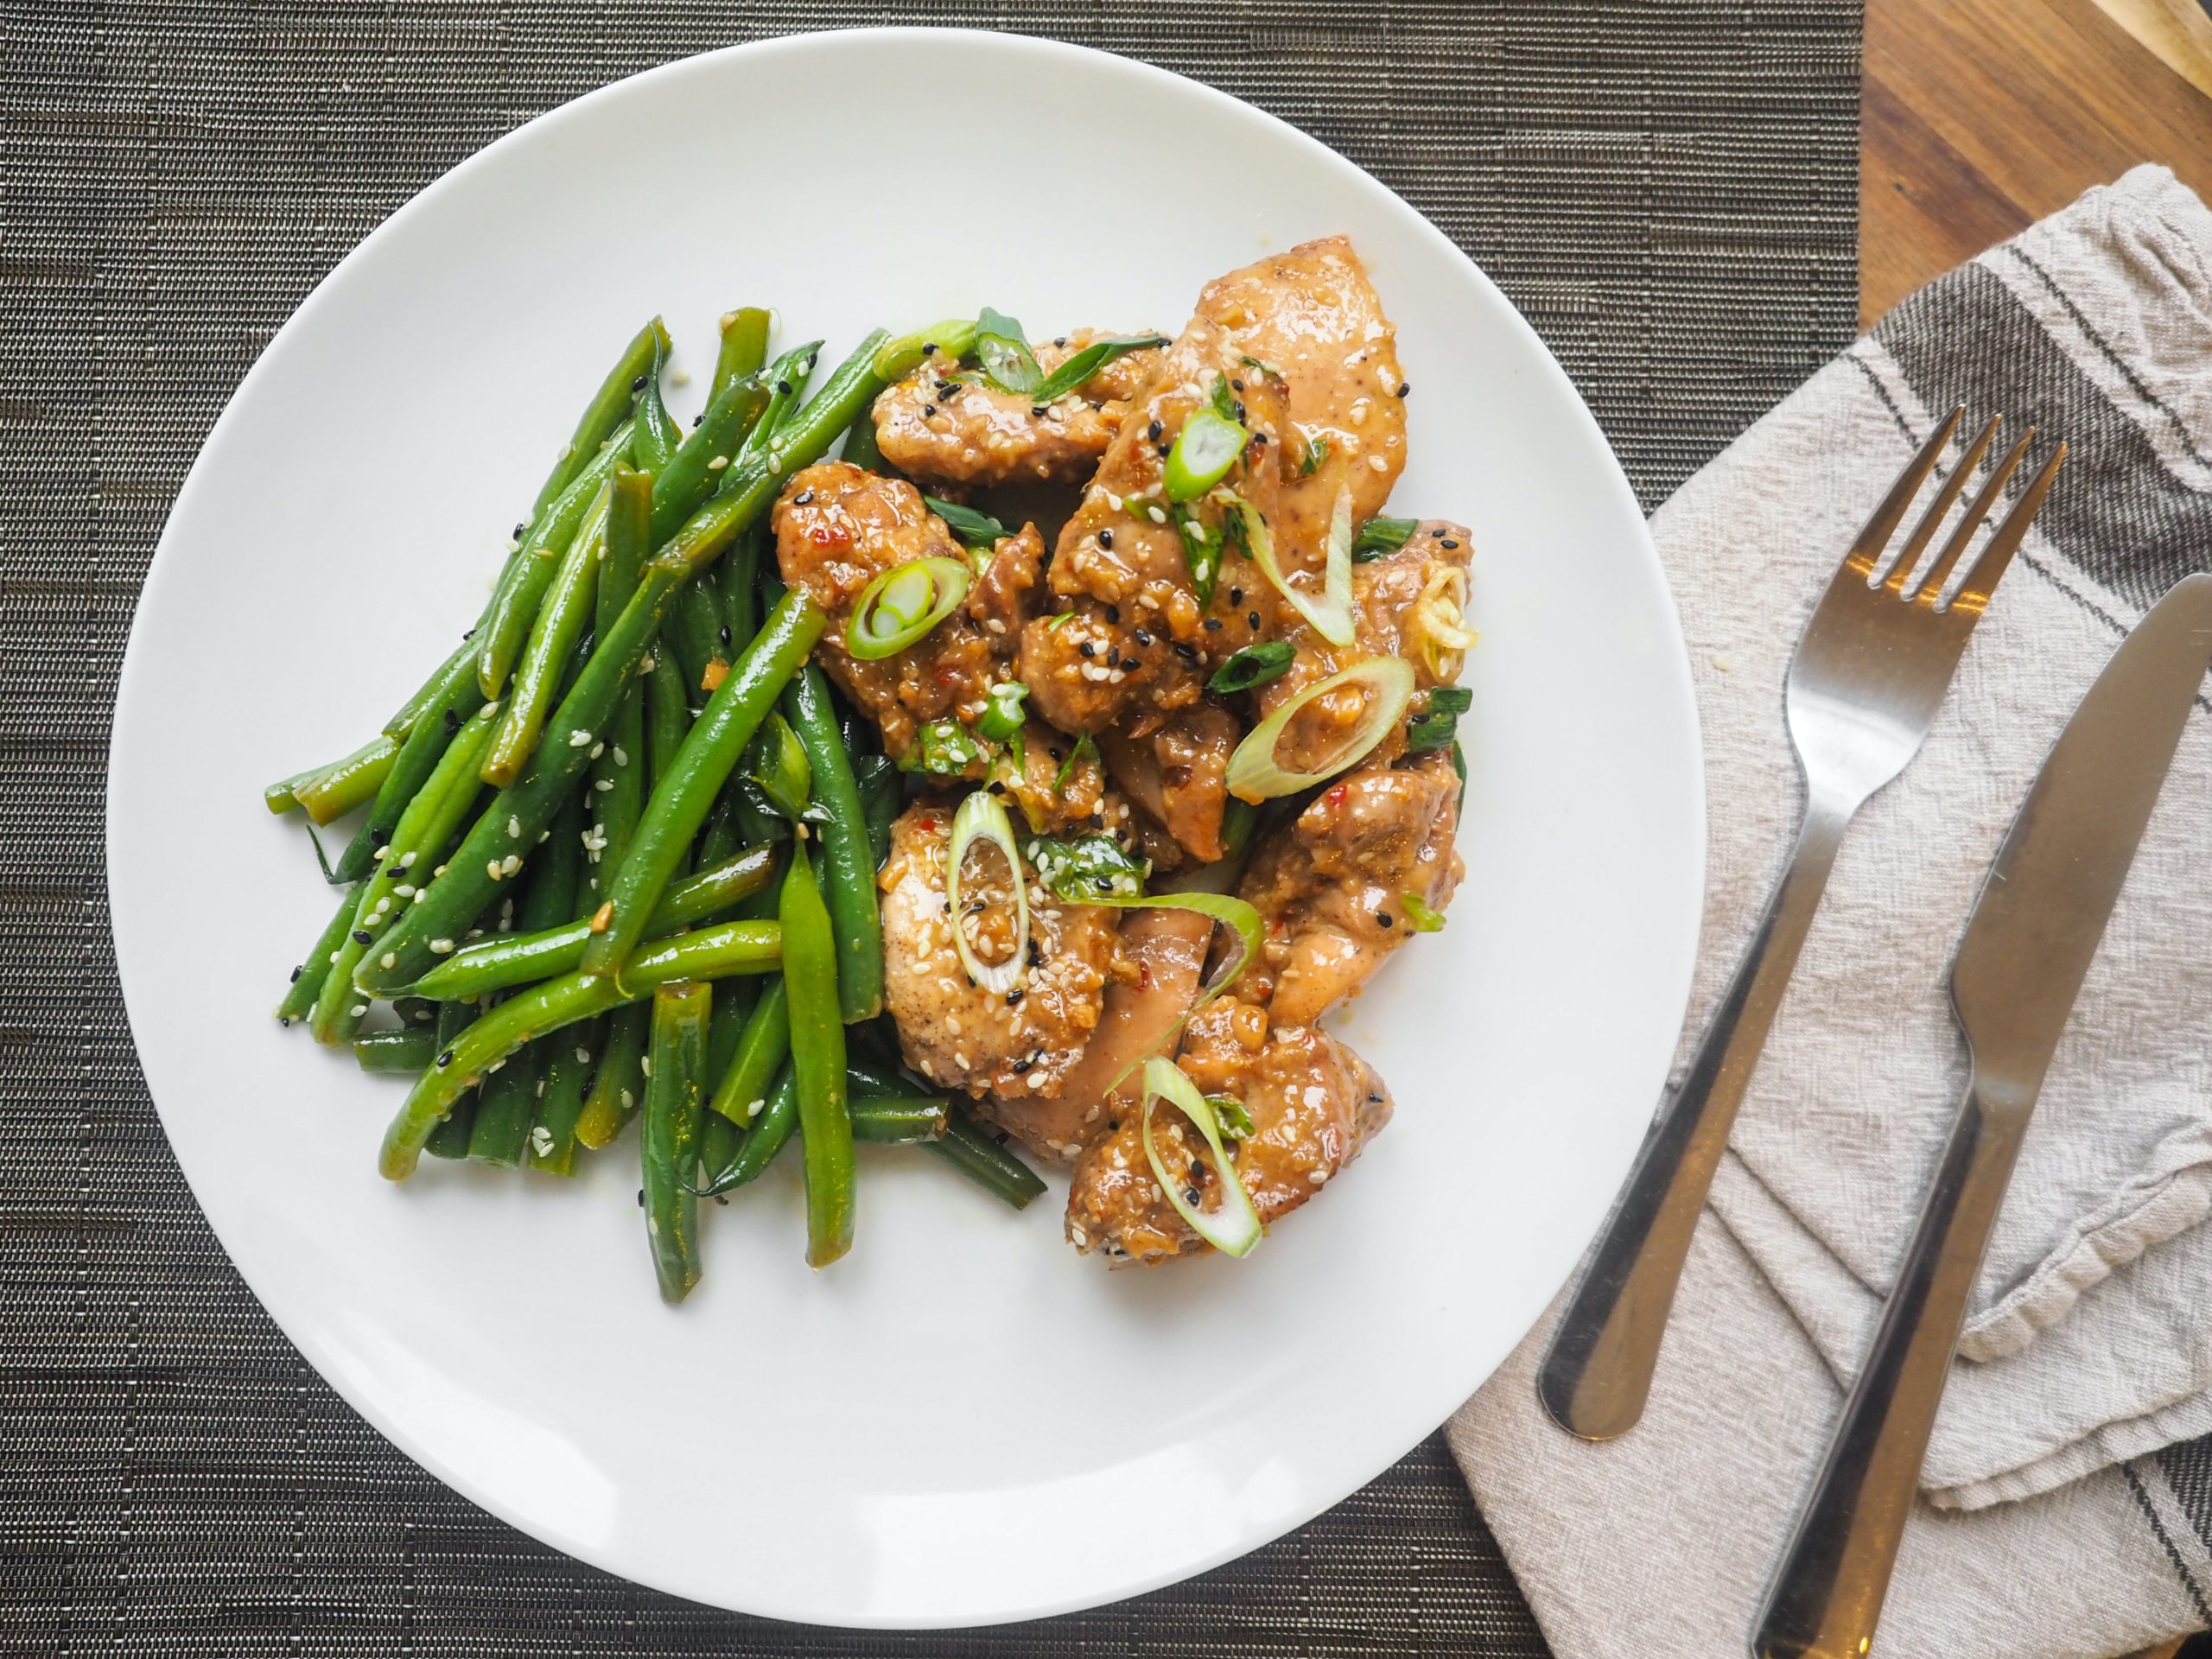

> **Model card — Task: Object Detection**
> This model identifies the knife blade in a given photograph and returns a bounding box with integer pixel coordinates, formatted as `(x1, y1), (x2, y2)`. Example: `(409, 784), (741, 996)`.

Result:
(1755, 570), (2212, 1659)
(1952, 569), (2212, 1110)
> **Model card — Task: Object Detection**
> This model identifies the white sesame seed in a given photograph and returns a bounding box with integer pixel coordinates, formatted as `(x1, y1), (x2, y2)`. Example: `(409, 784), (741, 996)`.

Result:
(594, 779), (613, 792)
(707, 454), (728, 471)
(531, 1126), (555, 1155)
(372, 846), (390, 861)
(575, 1046), (591, 1064)
(433, 864), (447, 877)
(394, 884), (415, 898)
(328, 950), (340, 964)
(1367, 454), (1388, 473)
(400, 851), (418, 868)
(1147, 505), (1167, 524)
(569, 729), (592, 747)
(671, 369), (690, 386)
(613, 746), (629, 766)
(588, 741), (604, 760)
(350, 1003), (367, 1017)
(620, 1089), (635, 1109)
(507, 816), (522, 838)
(1309, 1168), (1329, 1185)
(486, 861), (504, 880)
(1027, 1071), (1048, 1090)
(502, 855), (522, 876)
(639, 1057), (652, 1077)
(380, 952), (397, 970)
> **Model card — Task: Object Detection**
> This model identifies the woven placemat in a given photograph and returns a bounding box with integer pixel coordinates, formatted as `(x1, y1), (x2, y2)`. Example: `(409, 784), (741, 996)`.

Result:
(0, 3), (1859, 1651)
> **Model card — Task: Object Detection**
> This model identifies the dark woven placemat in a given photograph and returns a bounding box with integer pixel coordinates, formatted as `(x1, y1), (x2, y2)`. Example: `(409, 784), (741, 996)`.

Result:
(0, 3), (1859, 1651)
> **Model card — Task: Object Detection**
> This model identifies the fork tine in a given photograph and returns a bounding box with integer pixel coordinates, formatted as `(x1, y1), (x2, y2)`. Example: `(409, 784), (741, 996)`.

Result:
(1884, 416), (1999, 594)
(1948, 441), (2067, 620)
(1840, 406), (1964, 582)
(1907, 429), (2033, 606)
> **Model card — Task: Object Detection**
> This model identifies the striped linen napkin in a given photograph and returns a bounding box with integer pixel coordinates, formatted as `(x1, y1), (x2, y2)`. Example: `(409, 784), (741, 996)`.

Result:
(1451, 165), (2212, 1659)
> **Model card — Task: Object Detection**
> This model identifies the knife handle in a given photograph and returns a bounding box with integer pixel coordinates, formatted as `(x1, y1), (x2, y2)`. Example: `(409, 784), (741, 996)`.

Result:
(1538, 795), (1854, 1441)
(1751, 1075), (2024, 1659)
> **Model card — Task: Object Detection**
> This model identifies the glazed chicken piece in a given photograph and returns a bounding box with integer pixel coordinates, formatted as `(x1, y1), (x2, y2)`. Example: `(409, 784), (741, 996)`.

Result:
(988, 906), (1215, 1164)
(772, 461), (1039, 766)
(873, 329), (1166, 488)
(1237, 750), (1465, 1027)
(878, 802), (1122, 1103)
(1065, 999), (1394, 1262)
(1259, 518), (1476, 775)
(1096, 703), (1238, 864)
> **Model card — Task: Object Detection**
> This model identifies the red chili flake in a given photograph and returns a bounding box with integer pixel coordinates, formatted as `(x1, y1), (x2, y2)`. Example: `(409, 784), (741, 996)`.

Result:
(808, 524), (850, 548)
(1324, 785), (1348, 808)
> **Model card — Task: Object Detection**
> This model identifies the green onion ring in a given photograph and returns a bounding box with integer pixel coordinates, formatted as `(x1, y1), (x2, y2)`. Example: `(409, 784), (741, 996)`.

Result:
(847, 556), (970, 661)
(1226, 656), (1417, 803)
(1166, 409), (1249, 503)
(1236, 488), (1356, 646)
(1140, 1057), (1263, 1258)
(947, 791), (1028, 995)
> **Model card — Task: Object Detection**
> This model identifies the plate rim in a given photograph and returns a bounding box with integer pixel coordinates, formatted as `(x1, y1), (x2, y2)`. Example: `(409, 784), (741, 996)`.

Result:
(106, 24), (1707, 1628)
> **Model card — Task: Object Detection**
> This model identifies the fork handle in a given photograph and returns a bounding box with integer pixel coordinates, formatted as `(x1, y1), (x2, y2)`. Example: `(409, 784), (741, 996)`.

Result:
(1752, 1077), (2024, 1659)
(1537, 793), (1854, 1440)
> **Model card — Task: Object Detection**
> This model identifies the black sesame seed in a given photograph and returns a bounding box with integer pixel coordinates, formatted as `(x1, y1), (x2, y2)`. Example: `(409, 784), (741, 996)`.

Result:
(461, 627), (476, 641)
(1377, 912), (1395, 929)
(1097, 528), (1114, 550)
(1231, 378), (1244, 392)
(442, 709), (461, 734)
(1440, 537), (1460, 549)
(276, 1016), (292, 1028)
(436, 1050), (454, 1069)
(630, 373), (648, 393)
(776, 380), (792, 396)
(1233, 400), (1247, 423)
(922, 341), (939, 356)
(370, 827), (391, 846)
(1397, 382), (1411, 397)
(794, 489), (815, 505)
(1367, 1091), (1384, 1105)
(1248, 611), (1262, 629)
(351, 929), (372, 946)
(1030, 404), (1047, 418)
(715, 1194), (728, 1206)
(1184, 1187), (1203, 1206)
(1104, 604), (1121, 624)
(1006, 988), (1025, 1006)
(1053, 336), (1068, 347)
(691, 415), (703, 428)
(1229, 587), (1243, 606)
(1173, 642), (1199, 663)
(1094, 876), (1112, 892)
(1147, 419), (1163, 442)
(1120, 656), (1141, 671)
(719, 626), (732, 648)
(289, 965), (302, 982)
(1079, 641), (1096, 658)
(512, 522), (528, 540)
(1027, 939), (1045, 967)
(1252, 432), (1267, 445)
(1202, 618), (1222, 632)
(636, 1188), (645, 1208)
(1133, 628), (1153, 647)
(385, 861), (405, 879)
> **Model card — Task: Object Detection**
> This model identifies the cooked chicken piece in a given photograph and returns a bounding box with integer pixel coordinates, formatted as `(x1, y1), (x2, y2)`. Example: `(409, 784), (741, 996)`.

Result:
(872, 330), (1166, 488)
(772, 461), (1039, 765)
(1236, 750), (1464, 1027)
(1065, 1000), (1393, 1262)
(1096, 702), (1237, 863)
(878, 802), (1122, 1102)
(985, 906), (1215, 1164)
(1259, 518), (1475, 774)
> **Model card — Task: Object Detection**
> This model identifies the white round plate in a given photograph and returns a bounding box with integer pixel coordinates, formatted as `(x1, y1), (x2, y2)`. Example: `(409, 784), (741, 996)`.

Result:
(109, 29), (1702, 1629)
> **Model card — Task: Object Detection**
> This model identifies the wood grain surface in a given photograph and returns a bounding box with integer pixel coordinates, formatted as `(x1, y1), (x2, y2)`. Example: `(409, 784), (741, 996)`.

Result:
(1863, 0), (2212, 325)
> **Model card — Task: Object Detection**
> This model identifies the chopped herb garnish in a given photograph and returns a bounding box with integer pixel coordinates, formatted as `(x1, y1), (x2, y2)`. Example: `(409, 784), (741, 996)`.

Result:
(977, 680), (1029, 743)
(975, 306), (1042, 397)
(1030, 334), (1166, 404)
(1209, 373), (1239, 423)
(907, 718), (987, 777)
(1300, 434), (1330, 476)
(1400, 892), (1446, 932)
(1352, 516), (1421, 560)
(1205, 1092), (1256, 1140)
(925, 495), (1009, 550)
(1022, 833), (1150, 903)
(1054, 731), (1099, 792)
(1207, 639), (1296, 695)
(1176, 504), (1224, 606)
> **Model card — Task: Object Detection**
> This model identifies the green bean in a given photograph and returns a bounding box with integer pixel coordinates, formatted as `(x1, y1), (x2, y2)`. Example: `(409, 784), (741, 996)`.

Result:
(694, 789), (746, 872)
(478, 416), (637, 699)
(648, 362), (785, 547)
(633, 334), (681, 474)
(716, 524), (763, 656)
(840, 401), (884, 472)
(700, 1108), (743, 1179)
(732, 344), (817, 471)
(311, 706), (497, 1045)
(530, 318), (669, 521)
(407, 849), (777, 999)
(267, 733), (397, 824)
(581, 592), (822, 981)
(641, 982), (710, 1302)
(353, 1027), (437, 1074)
(339, 649), (490, 884)
(423, 1001), (481, 1160)
(469, 791), (586, 1165)
(483, 472), (620, 787)
(925, 1110), (1048, 1210)
(780, 845), (853, 1266)
(575, 1002), (647, 1150)
(708, 975), (789, 1126)
(527, 1018), (599, 1175)
(783, 665), (882, 1021)
(580, 477), (649, 917)
(354, 335), (885, 998)
(677, 581), (731, 697)
(706, 978), (754, 1085)
(380, 918), (796, 1179)
(696, 1066), (798, 1194)
(276, 885), (362, 1025)
(849, 1095), (948, 1142)
(710, 307), (772, 402)
(853, 753), (899, 869)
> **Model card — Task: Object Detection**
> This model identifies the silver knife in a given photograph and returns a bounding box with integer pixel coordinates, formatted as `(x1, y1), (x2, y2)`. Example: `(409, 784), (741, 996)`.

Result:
(1753, 571), (2212, 1659)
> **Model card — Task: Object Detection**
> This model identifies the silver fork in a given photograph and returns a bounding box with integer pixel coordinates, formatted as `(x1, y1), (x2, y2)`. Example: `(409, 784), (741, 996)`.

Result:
(1537, 409), (2068, 1441)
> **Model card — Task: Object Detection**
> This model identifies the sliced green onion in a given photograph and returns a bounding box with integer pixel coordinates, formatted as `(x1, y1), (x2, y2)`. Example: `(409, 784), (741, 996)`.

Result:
(1165, 410), (1249, 503)
(1175, 504), (1223, 605)
(1141, 1058), (1262, 1258)
(1054, 730), (1098, 792)
(745, 711), (814, 821)
(848, 556), (970, 661)
(1226, 656), (1417, 803)
(1230, 489), (1354, 647)
(1299, 433), (1330, 477)
(1031, 334), (1166, 404)
(1405, 685), (1473, 753)
(1208, 640), (1294, 695)
(1401, 892), (1446, 932)
(975, 307), (1042, 397)
(909, 718), (987, 777)
(1450, 738), (1468, 812)
(1205, 1092), (1255, 1140)
(977, 680), (1029, 743)
(925, 496), (1009, 550)
(1353, 516), (1420, 561)
(874, 319), (980, 383)
(947, 791), (1028, 995)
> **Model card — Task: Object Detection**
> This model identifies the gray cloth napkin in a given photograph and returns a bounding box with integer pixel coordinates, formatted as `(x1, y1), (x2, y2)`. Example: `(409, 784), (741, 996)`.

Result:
(1450, 166), (2212, 1658)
